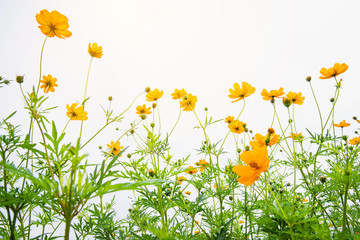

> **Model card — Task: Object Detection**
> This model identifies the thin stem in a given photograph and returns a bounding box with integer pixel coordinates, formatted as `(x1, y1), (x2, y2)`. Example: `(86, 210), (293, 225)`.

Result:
(79, 57), (93, 142)
(36, 36), (48, 94)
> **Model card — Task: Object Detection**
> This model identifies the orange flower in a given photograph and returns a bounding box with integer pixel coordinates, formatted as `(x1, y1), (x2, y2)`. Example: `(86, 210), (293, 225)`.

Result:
(233, 146), (270, 186)
(171, 89), (187, 100)
(107, 141), (124, 156)
(348, 136), (360, 145)
(228, 82), (256, 102)
(136, 104), (152, 117)
(289, 133), (304, 141)
(185, 191), (191, 195)
(228, 120), (245, 134)
(195, 159), (209, 172)
(213, 184), (228, 190)
(239, 220), (245, 224)
(40, 74), (58, 93)
(225, 116), (234, 124)
(333, 120), (350, 128)
(185, 166), (197, 175)
(303, 199), (309, 203)
(146, 89), (164, 102)
(250, 129), (279, 147)
(177, 176), (187, 184)
(286, 92), (305, 105)
(180, 94), (197, 111)
(88, 43), (103, 58)
(36, 9), (72, 38)
(66, 103), (88, 120)
(319, 63), (348, 79)
(261, 87), (285, 101)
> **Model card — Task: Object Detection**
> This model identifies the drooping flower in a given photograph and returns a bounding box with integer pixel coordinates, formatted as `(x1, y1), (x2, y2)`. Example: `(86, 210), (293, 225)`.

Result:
(250, 129), (280, 147)
(66, 103), (88, 120)
(261, 87), (285, 101)
(195, 159), (210, 172)
(88, 43), (103, 58)
(36, 9), (72, 38)
(171, 89), (187, 100)
(348, 136), (360, 145)
(177, 176), (187, 184)
(233, 146), (270, 186)
(185, 166), (197, 175)
(228, 120), (245, 134)
(225, 116), (234, 124)
(228, 82), (256, 102)
(180, 94), (197, 111)
(107, 141), (124, 156)
(40, 74), (58, 93)
(289, 133), (304, 141)
(146, 89), (164, 102)
(285, 92), (305, 105)
(319, 63), (348, 79)
(333, 120), (350, 128)
(136, 104), (152, 117)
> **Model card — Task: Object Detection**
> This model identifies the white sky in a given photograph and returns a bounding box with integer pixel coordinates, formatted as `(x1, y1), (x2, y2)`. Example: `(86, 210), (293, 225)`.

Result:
(1, 0), (360, 236)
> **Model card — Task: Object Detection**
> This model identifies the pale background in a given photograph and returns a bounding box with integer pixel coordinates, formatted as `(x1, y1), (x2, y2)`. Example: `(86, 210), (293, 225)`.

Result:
(1, 0), (360, 237)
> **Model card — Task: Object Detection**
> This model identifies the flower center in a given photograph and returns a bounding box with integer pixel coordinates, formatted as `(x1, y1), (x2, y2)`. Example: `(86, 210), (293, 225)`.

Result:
(249, 161), (260, 169)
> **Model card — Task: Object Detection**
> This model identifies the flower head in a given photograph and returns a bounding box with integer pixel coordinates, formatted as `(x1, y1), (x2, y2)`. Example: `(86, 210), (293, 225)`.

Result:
(40, 74), (58, 93)
(348, 136), (360, 145)
(171, 89), (187, 100)
(225, 116), (234, 124)
(286, 92), (305, 105)
(180, 94), (197, 111)
(319, 63), (348, 79)
(228, 120), (245, 134)
(185, 191), (191, 195)
(195, 159), (210, 172)
(177, 176), (187, 184)
(146, 89), (164, 102)
(250, 129), (279, 148)
(289, 133), (304, 141)
(228, 82), (256, 102)
(66, 103), (88, 120)
(36, 9), (72, 38)
(233, 146), (270, 186)
(107, 141), (124, 156)
(334, 120), (350, 128)
(261, 87), (285, 101)
(88, 43), (103, 58)
(185, 166), (197, 175)
(136, 104), (152, 117)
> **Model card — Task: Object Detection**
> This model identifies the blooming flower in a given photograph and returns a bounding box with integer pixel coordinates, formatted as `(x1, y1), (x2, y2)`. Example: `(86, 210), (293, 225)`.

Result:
(285, 92), (305, 105)
(40, 74), (58, 93)
(171, 89), (187, 100)
(195, 159), (210, 172)
(225, 116), (234, 124)
(319, 63), (348, 79)
(228, 120), (245, 134)
(136, 104), (152, 117)
(333, 120), (350, 128)
(185, 191), (191, 195)
(289, 133), (304, 141)
(239, 220), (245, 224)
(107, 141), (124, 156)
(180, 94), (197, 111)
(88, 43), (103, 58)
(146, 89), (164, 102)
(177, 176), (187, 184)
(228, 82), (256, 102)
(348, 136), (360, 145)
(36, 9), (72, 38)
(185, 166), (197, 175)
(66, 103), (88, 120)
(261, 87), (285, 101)
(233, 146), (270, 186)
(250, 129), (280, 147)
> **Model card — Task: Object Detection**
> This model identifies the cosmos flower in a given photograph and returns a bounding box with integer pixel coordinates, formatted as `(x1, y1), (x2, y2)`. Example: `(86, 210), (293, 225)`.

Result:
(261, 87), (285, 101)
(180, 94), (197, 111)
(136, 104), (152, 117)
(171, 89), (187, 100)
(66, 103), (88, 120)
(40, 74), (58, 93)
(333, 120), (350, 128)
(319, 63), (348, 79)
(36, 9), (72, 38)
(185, 166), (197, 175)
(228, 82), (256, 102)
(225, 116), (234, 124)
(107, 141), (124, 156)
(88, 43), (103, 58)
(228, 120), (245, 134)
(285, 92), (305, 105)
(146, 89), (164, 101)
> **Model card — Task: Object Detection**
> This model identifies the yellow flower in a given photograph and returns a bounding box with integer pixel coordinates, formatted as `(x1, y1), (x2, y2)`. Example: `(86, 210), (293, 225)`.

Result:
(319, 63), (348, 79)
(107, 141), (124, 156)
(333, 120), (350, 128)
(225, 116), (234, 124)
(194, 230), (200, 234)
(261, 87), (285, 101)
(66, 103), (88, 120)
(286, 92), (305, 105)
(195, 159), (209, 172)
(289, 133), (304, 141)
(233, 146), (270, 187)
(228, 82), (256, 102)
(303, 199), (309, 203)
(213, 184), (229, 190)
(146, 89), (164, 102)
(185, 166), (197, 175)
(177, 176), (187, 184)
(239, 220), (245, 224)
(88, 43), (103, 58)
(136, 104), (152, 117)
(36, 9), (72, 38)
(250, 129), (279, 148)
(180, 94), (197, 111)
(40, 74), (58, 93)
(228, 120), (245, 134)
(171, 89), (187, 100)
(185, 191), (191, 195)
(348, 136), (360, 145)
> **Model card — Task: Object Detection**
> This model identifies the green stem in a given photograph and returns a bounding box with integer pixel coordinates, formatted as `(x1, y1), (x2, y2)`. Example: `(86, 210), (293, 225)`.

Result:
(36, 36), (48, 94)
(79, 57), (93, 142)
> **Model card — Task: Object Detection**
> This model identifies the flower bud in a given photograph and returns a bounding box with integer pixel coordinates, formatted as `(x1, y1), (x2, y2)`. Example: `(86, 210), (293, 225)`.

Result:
(152, 103), (157, 108)
(353, 116), (358, 120)
(204, 107), (208, 111)
(245, 146), (250, 151)
(306, 76), (311, 82)
(16, 75), (24, 84)
(130, 129), (135, 134)
(279, 189), (284, 194)
(330, 98), (335, 103)
(141, 114), (147, 120)
(320, 176), (326, 183)
(127, 154), (132, 158)
(149, 169), (155, 177)
(150, 122), (155, 128)
(98, 146), (102, 149)
(283, 98), (291, 107)
(116, 128), (119, 131)
(145, 87), (151, 92)
(183, 95), (188, 100)
(108, 96), (113, 101)
(237, 148), (241, 153)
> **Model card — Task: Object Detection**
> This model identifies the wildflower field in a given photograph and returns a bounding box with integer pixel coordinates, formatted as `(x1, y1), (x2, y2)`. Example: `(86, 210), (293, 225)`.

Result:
(1, 3), (360, 240)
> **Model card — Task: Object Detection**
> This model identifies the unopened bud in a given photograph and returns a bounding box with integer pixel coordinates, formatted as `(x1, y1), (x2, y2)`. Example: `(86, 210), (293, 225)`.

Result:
(320, 176), (327, 183)
(245, 146), (250, 151)
(99, 146), (102, 149)
(141, 114), (147, 120)
(353, 116), (358, 120)
(127, 154), (132, 158)
(330, 98), (335, 103)
(306, 76), (311, 82)
(283, 98), (291, 107)
(270, 98), (275, 104)
(145, 87), (151, 92)
(150, 122), (155, 128)
(152, 103), (157, 108)
(16, 75), (24, 84)
(130, 129), (135, 134)
(204, 107), (208, 111)
(149, 169), (155, 177)
(108, 96), (113, 101)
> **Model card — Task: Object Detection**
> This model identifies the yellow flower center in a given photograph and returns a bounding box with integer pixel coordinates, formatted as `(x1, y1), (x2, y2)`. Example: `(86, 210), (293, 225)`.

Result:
(249, 161), (260, 169)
